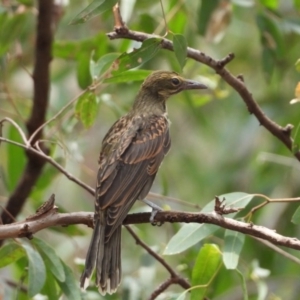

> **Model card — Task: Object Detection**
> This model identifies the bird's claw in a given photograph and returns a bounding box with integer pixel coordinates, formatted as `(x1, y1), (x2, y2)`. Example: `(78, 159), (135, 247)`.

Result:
(142, 198), (163, 226)
(150, 208), (163, 226)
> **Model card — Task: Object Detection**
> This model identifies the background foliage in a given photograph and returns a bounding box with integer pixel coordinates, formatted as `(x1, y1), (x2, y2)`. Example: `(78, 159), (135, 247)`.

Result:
(1, 0), (300, 299)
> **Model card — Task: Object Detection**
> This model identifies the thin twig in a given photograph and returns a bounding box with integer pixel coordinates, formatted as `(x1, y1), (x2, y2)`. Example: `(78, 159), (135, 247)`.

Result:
(251, 236), (300, 265)
(126, 225), (189, 287)
(27, 90), (85, 145)
(0, 136), (94, 195)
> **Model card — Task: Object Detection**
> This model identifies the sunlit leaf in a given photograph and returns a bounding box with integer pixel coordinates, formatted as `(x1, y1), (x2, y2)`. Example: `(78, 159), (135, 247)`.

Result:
(20, 240), (46, 297)
(191, 244), (222, 300)
(75, 91), (98, 128)
(173, 34), (187, 70)
(164, 192), (253, 255)
(70, 0), (117, 25)
(115, 38), (161, 73)
(295, 0), (300, 9)
(259, 0), (279, 9)
(223, 230), (245, 269)
(104, 69), (152, 83)
(0, 243), (25, 268)
(32, 238), (65, 282)
(56, 260), (81, 300)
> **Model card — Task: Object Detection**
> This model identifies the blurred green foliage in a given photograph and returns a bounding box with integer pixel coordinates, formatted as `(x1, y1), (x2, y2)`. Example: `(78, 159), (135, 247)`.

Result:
(1, 0), (300, 299)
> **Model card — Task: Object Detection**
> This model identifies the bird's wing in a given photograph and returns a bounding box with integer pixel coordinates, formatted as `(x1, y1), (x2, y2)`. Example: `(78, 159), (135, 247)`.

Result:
(95, 115), (171, 241)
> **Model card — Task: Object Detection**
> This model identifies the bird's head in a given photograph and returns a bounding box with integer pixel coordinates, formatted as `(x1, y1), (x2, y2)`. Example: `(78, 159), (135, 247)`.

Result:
(141, 71), (207, 100)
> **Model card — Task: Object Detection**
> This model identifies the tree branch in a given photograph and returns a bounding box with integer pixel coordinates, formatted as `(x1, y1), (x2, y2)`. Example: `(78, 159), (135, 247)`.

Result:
(106, 28), (300, 162)
(126, 225), (190, 299)
(1, 0), (54, 227)
(1, 208), (300, 251)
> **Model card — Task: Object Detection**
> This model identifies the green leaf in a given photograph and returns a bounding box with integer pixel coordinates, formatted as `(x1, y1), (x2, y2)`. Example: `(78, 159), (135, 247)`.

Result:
(291, 204), (300, 224)
(70, 0), (117, 25)
(256, 12), (284, 58)
(261, 47), (275, 81)
(164, 192), (253, 255)
(32, 238), (65, 282)
(53, 33), (108, 60)
(75, 91), (98, 128)
(115, 38), (161, 73)
(173, 34), (187, 70)
(77, 53), (92, 89)
(295, 0), (300, 9)
(0, 12), (27, 57)
(191, 244), (222, 300)
(104, 69), (152, 83)
(164, 223), (217, 255)
(0, 243), (25, 268)
(90, 52), (120, 80)
(197, 0), (220, 35)
(6, 125), (26, 191)
(56, 260), (81, 300)
(20, 240), (46, 297)
(259, 0), (279, 9)
(40, 271), (59, 300)
(296, 59), (300, 72)
(236, 269), (249, 300)
(223, 230), (245, 269)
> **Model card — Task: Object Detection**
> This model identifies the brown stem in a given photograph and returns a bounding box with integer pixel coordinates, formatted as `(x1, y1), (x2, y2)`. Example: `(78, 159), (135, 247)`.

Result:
(1, 0), (54, 228)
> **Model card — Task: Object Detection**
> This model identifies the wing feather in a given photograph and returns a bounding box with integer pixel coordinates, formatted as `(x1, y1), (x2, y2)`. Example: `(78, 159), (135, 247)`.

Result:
(96, 115), (171, 241)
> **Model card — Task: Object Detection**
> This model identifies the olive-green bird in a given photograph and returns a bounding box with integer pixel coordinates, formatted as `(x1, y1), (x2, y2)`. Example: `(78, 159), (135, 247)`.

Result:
(80, 70), (207, 294)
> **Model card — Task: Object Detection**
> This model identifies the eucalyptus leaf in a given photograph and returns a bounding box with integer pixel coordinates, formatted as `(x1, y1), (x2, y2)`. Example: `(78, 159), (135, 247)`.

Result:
(223, 230), (245, 269)
(191, 244), (222, 300)
(56, 260), (81, 300)
(0, 243), (25, 268)
(32, 238), (65, 282)
(104, 69), (152, 83)
(173, 34), (187, 70)
(20, 240), (46, 297)
(70, 0), (117, 25)
(115, 38), (161, 73)
(75, 91), (98, 128)
(164, 192), (253, 255)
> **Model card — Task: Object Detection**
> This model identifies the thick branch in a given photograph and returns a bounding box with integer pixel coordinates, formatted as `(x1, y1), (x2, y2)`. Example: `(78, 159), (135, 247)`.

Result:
(1, 210), (300, 251)
(1, 0), (54, 226)
(107, 29), (300, 162)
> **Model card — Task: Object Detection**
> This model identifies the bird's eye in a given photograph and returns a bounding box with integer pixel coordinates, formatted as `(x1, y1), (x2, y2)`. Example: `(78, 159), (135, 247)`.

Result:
(171, 78), (180, 85)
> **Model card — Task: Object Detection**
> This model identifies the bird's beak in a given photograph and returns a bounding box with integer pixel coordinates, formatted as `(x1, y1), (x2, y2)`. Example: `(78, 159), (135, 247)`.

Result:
(183, 79), (207, 90)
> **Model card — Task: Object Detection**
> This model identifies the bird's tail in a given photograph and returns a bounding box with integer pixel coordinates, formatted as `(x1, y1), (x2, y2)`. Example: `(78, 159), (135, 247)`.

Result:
(80, 219), (122, 295)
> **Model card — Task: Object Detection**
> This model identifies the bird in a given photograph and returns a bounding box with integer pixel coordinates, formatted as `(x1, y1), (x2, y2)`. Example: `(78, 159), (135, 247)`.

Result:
(80, 70), (207, 295)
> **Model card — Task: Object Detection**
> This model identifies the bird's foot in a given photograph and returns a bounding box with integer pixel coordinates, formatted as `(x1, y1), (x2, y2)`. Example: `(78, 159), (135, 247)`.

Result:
(142, 199), (163, 226)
